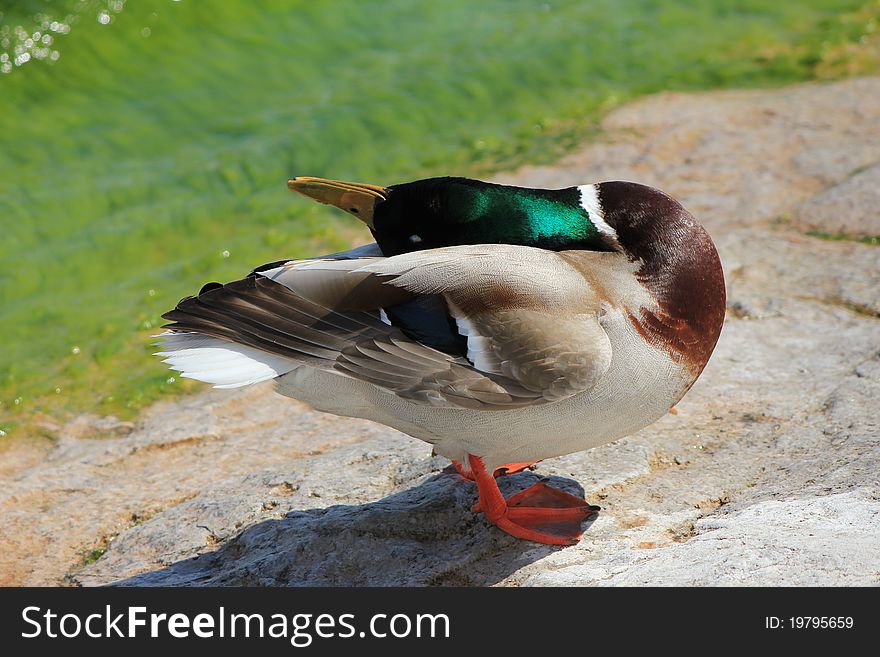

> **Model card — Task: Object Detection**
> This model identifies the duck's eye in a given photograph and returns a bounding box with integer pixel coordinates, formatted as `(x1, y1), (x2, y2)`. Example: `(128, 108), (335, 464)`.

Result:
(349, 208), (359, 214)
(409, 234), (423, 243)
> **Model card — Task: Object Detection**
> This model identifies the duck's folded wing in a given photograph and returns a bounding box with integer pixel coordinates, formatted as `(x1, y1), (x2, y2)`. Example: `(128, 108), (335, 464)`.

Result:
(352, 245), (613, 403)
(160, 245), (612, 409)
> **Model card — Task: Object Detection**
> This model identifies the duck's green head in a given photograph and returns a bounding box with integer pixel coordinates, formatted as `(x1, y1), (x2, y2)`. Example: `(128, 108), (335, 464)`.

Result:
(288, 176), (618, 255)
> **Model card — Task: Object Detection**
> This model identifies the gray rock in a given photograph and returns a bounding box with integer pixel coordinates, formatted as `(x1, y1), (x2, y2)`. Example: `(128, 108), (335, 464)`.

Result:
(795, 165), (880, 238)
(520, 490), (880, 586)
(82, 446), (593, 587)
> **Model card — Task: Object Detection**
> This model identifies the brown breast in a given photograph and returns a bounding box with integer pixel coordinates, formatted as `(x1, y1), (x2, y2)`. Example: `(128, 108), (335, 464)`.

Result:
(596, 181), (726, 378)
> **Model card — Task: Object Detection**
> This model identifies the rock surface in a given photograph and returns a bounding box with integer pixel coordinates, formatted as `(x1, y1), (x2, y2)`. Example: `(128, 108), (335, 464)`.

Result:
(1, 77), (878, 586)
(795, 164), (880, 238)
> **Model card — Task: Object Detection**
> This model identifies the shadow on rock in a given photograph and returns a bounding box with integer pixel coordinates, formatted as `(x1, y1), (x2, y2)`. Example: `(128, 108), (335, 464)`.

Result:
(112, 470), (597, 586)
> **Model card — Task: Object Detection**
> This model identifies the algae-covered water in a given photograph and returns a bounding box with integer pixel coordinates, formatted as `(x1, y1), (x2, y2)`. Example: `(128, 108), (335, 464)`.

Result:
(1, 0), (877, 435)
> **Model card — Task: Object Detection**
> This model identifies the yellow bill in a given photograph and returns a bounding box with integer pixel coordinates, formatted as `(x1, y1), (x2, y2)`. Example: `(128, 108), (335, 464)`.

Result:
(288, 176), (388, 228)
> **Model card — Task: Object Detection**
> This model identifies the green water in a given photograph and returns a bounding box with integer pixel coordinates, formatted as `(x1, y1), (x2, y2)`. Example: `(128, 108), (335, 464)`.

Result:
(1, 0), (876, 434)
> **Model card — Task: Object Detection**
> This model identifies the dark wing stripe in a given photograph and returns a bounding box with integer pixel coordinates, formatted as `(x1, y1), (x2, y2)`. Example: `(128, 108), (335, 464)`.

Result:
(384, 295), (467, 357)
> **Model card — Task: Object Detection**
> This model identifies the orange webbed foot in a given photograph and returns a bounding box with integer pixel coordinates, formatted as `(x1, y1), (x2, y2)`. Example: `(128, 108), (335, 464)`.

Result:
(466, 455), (599, 545)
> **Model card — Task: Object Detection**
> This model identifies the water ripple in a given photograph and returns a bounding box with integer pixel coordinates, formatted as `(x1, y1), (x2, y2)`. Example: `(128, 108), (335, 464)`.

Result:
(0, 0), (126, 75)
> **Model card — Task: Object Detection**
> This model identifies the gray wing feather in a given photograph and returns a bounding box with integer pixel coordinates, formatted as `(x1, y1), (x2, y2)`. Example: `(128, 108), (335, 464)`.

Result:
(163, 244), (613, 409)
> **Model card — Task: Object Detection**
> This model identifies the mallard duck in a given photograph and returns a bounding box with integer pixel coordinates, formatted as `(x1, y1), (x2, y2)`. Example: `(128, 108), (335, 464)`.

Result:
(158, 176), (726, 545)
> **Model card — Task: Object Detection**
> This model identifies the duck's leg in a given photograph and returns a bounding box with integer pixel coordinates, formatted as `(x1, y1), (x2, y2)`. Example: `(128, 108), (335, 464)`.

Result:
(493, 461), (540, 476)
(451, 459), (540, 480)
(467, 454), (599, 545)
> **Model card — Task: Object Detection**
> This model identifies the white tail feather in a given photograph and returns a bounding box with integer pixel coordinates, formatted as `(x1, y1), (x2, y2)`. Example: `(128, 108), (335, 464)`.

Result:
(155, 332), (298, 388)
